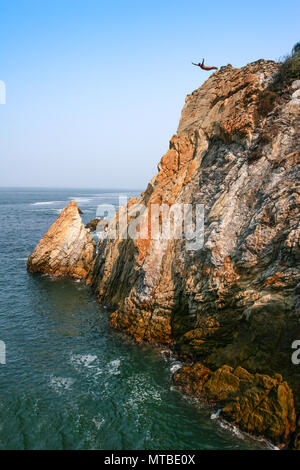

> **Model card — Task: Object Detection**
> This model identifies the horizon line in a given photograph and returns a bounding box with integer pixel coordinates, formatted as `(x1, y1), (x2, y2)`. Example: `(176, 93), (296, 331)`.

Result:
(0, 185), (144, 191)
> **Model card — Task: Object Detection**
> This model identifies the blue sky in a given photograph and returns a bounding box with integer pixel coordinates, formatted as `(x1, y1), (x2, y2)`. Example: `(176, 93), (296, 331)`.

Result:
(0, 0), (299, 189)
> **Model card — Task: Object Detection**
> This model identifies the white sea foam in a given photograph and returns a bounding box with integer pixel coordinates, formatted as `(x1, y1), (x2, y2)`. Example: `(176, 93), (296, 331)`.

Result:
(170, 363), (182, 374)
(218, 419), (244, 439)
(92, 416), (105, 430)
(70, 353), (97, 368)
(216, 417), (278, 448)
(164, 349), (183, 375)
(107, 359), (121, 375)
(210, 409), (221, 420)
(68, 197), (93, 204)
(126, 373), (162, 410)
(260, 441), (279, 450)
(89, 193), (130, 198)
(50, 376), (75, 392)
(160, 349), (170, 356)
(31, 201), (63, 206)
(69, 353), (107, 383)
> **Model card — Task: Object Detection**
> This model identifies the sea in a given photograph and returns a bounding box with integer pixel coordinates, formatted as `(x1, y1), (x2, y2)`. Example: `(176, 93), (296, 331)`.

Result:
(0, 187), (269, 450)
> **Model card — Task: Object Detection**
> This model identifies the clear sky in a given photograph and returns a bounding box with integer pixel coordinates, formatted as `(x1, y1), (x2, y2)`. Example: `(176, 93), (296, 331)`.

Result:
(0, 0), (299, 189)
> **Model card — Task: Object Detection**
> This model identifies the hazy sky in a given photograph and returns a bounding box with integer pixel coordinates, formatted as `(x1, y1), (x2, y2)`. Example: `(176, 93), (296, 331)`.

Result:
(1, 0), (299, 189)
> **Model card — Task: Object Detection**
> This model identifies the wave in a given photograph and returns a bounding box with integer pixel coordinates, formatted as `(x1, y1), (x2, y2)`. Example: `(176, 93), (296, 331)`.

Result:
(70, 353), (97, 368)
(107, 359), (121, 375)
(92, 416), (105, 430)
(49, 375), (75, 392)
(160, 348), (183, 375)
(68, 197), (93, 204)
(89, 193), (137, 198)
(210, 409), (221, 420)
(170, 363), (182, 374)
(212, 412), (278, 449)
(31, 201), (64, 206)
(126, 373), (162, 409)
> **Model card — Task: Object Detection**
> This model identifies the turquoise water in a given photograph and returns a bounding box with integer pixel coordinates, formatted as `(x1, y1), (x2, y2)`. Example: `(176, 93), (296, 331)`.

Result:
(0, 188), (267, 450)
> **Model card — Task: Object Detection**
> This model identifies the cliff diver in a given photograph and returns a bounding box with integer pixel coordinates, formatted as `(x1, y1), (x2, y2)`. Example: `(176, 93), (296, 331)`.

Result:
(192, 58), (218, 71)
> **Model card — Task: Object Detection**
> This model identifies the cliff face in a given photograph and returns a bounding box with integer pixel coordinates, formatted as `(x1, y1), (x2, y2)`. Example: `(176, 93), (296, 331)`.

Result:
(93, 60), (299, 348)
(91, 60), (300, 445)
(27, 59), (300, 446)
(27, 201), (96, 279)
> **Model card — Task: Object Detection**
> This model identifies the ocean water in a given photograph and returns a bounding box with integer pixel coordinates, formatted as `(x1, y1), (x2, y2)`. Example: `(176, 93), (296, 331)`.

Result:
(0, 187), (268, 450)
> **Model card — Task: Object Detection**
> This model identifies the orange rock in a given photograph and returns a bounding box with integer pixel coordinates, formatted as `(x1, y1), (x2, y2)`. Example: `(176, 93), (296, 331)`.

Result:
(174, 363), (296, 445)
(90, 58), (300, 447)
(27, 201), (96, 279)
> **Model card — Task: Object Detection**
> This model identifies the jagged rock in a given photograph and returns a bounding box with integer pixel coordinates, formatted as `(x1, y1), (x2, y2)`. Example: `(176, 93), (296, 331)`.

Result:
(85, 217), (109, 233)
(92, 60), (300, 352)
(90, 59), (300, 446)
(85, 217), (100, 231)
(27, 200), (96, 279)
(292, 80), (300, 89)
(174, 363), (296, 445)
(293, 417), (300, 449)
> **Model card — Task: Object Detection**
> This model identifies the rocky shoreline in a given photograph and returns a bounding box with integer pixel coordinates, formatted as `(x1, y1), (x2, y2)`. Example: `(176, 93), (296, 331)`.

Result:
(27, 59), (300, 448)
(173, 363), (295, 447)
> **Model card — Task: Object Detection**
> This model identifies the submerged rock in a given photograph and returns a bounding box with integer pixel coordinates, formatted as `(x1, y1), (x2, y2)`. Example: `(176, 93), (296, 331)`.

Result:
(27, 200), (96, 279)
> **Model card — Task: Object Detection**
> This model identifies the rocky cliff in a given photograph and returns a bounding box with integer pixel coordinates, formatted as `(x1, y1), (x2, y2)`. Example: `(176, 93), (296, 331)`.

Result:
(28, 59), (300, 447)
(91, 60), (300, 447)
(27, 200), (96, 279)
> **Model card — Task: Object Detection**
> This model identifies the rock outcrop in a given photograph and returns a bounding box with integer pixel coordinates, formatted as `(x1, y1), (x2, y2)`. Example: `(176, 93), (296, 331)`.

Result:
(174, 363), (296, 445)
(90, 60), (300, 446)
(85, 217), (109, 233)
(27, 201), (96, 279)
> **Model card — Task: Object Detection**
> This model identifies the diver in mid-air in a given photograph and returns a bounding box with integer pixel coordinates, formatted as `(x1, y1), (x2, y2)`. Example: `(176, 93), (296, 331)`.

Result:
(192, 58), (218, 71)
